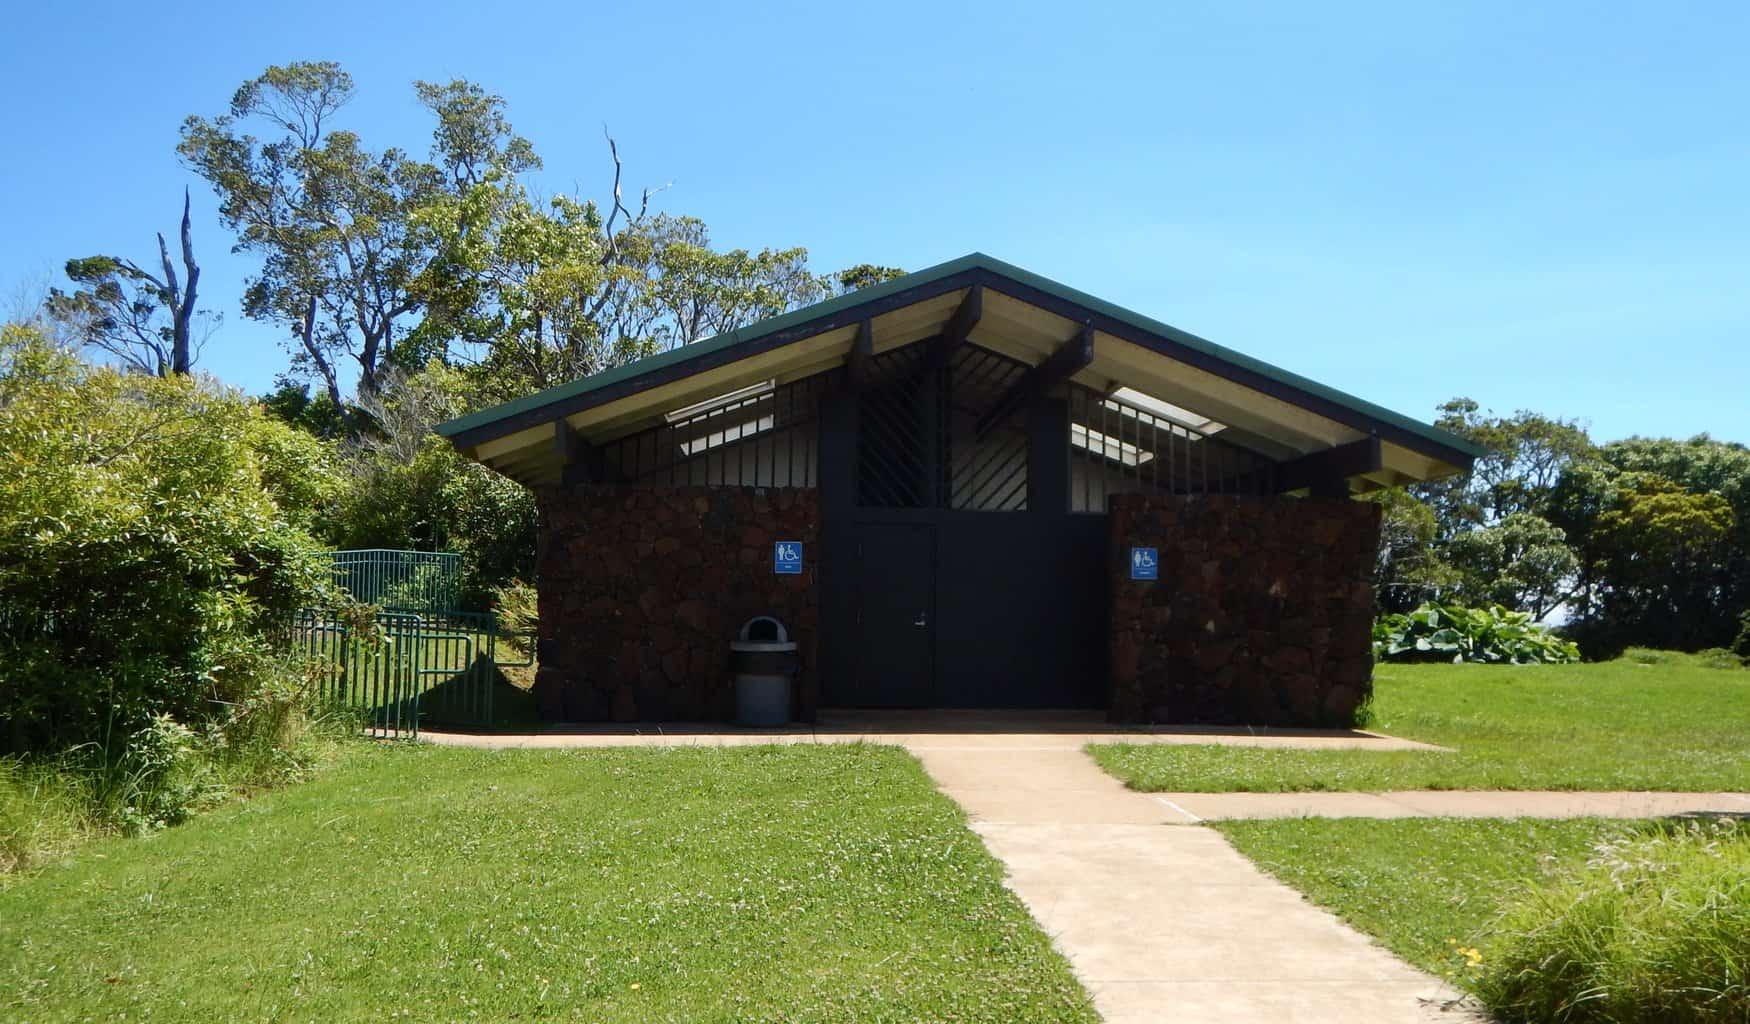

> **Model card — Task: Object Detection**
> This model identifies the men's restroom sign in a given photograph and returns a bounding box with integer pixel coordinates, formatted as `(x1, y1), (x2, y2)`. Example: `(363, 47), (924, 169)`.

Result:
(773, 541), (804, 575)
(1129, 546), (1158, 581)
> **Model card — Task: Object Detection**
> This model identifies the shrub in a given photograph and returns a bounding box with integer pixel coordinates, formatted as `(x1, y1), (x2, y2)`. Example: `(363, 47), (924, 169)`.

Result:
(104, 715), (225, 832)
(0, 325), (335, 751)
(1475, 821), (1750, 1023)
(1373, 603), (1580, 664)
(330, 436), (535, 610)
(492, 579), (539, 651)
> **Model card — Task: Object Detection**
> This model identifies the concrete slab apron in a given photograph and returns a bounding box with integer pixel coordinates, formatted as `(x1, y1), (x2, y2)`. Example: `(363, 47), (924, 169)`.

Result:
(907, 746), (1480, 1024)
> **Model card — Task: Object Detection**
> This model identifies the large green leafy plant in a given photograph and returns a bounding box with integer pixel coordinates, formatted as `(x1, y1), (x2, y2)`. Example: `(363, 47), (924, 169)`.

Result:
(1373, 604), (1580, 665)
(0, 325), (334, 752)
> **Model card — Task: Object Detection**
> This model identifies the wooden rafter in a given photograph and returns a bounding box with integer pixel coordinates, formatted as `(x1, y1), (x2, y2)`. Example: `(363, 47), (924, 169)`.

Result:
(930, 284), (983, 367)
(846, 318), (874, 391)
(1274, 435), (1383, 496)
(975, 326), (1094, 438)
(553, 420), (604, 485)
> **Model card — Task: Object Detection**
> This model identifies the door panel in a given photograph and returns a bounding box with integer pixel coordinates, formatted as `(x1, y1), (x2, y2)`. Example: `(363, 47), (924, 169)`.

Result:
(852, 523), (934, 706)
(933, 514), (1108, 708)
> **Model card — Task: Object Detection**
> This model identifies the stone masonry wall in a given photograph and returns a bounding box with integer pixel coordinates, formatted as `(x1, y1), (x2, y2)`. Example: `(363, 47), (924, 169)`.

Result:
(534, 486), (819, 722)
(1109, 495), (1381, 727)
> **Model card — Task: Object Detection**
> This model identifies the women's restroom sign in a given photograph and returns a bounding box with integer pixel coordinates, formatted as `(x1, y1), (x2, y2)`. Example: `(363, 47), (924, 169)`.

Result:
(1129, 546), (1158, 581)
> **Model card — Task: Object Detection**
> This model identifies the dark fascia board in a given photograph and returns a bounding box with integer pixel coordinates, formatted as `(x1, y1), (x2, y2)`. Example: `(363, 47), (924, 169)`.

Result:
(437, 252), (1483, 469)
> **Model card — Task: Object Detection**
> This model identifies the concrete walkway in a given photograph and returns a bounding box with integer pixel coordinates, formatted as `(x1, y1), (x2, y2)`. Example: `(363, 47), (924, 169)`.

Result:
(907, 743), (1481, 1023)
(1149, 789), (1750, 823)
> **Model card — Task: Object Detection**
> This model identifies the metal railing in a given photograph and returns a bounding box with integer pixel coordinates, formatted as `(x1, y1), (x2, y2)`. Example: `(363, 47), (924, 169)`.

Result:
(290, 607), (535, 738)
(328, 549), (463, 612)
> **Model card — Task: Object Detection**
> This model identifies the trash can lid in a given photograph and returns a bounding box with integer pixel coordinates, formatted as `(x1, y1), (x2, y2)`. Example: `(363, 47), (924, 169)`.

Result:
(732, 615), (798, 652)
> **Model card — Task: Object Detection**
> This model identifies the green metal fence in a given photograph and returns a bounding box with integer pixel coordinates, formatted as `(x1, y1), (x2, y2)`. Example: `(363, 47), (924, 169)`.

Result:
(291, 607), (536, 738)
(328, 549), (463, 612)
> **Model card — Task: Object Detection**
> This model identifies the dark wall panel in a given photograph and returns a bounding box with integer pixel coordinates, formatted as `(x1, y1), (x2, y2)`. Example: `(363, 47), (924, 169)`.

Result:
(931, 514), (1107, 708)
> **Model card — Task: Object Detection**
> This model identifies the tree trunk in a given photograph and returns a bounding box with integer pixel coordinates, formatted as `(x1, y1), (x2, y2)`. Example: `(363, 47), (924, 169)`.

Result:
(155, 189), (201, 376)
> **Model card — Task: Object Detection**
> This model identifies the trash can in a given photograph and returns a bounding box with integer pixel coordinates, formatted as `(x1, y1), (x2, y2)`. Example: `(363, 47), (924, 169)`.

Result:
(731, 616), (798, 727)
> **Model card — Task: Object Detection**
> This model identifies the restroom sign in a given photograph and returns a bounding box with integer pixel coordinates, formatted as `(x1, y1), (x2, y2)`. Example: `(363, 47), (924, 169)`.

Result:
(1129, 546), (1158, 581)
(773, 541), (804, 575)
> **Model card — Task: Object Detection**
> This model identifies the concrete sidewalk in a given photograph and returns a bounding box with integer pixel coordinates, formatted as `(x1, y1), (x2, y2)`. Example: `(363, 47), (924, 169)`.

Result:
(907, 743), (1481, 1023)
(419, 709), (1446, 752)
(1148, 789), (1750, 823)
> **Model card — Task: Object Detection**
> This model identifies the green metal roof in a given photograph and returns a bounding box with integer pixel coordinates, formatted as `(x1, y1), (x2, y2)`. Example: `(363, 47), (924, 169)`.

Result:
(436, 252), (1483, 463)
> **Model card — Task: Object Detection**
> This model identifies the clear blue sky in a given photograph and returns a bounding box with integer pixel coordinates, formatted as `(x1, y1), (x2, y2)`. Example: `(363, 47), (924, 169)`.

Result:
(4, 1), (1747, 444)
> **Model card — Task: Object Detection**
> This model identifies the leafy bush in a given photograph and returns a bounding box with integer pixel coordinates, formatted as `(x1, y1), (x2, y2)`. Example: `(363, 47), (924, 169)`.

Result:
(329, 435), (535, 609)
(103, 715), (225, 832)
(0, 325), (335, 751)
(1373, 604), (1580, 665)
(1475, 821), (1750, 1023)
(492, 579), (539, 650)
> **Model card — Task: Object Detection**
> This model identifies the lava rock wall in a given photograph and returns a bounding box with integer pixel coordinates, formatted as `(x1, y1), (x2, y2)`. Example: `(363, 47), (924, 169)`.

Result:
(1109, 495), (1381, 726)
(534, 486), (819, 722)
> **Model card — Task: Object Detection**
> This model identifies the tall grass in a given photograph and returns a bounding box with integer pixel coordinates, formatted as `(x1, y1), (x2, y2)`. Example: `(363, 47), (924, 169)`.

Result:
(1, 657), (356, 882)
(1476, 820), (1750, 1023)
(0, 759), (93, 875)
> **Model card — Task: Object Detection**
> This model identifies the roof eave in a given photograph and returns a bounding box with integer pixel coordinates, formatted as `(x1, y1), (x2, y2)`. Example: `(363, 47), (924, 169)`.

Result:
(436, 252), (1482, 475)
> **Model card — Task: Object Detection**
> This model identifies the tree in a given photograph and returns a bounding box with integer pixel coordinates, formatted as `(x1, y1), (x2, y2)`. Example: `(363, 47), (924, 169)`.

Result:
(831, 263), (907, 295)
(420, 177), (832, 396)
(1368, 487), (1458, 613)
(45, 190), (209, 376)
(634, 215), (825, 349)
(1445, 512), (1581, 619)
(179, 64), (534, 405)
(1419, 398), (1595, 536)
(327, 362), (536, 605)
(1549, 436), (1750, 652)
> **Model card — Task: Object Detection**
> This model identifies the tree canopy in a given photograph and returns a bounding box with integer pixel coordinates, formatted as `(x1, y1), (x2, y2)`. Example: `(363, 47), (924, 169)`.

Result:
(1379, 400), (1750, 655)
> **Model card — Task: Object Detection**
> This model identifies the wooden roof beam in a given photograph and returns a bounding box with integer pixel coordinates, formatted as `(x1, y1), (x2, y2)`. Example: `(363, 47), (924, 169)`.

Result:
(1274, 435), (1383, 497)
(846, 319), (874, 392)
(975, 326), (1094, 438)
(930, 284), (982, 367)
(554, 420), (606, 485)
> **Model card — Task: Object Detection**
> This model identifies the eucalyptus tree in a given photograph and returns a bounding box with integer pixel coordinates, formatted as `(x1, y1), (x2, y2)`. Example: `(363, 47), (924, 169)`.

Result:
(45, 190), (210, 376)
(179, 63), (534, 404)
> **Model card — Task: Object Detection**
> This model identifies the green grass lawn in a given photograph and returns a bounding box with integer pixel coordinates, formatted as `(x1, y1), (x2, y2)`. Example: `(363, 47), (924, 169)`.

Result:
(1214, 817), (1623, 980)
(1, 743), (1096, 1023)
(1091, 658), (1750, 792)
(1216, 816), (1750, 1024)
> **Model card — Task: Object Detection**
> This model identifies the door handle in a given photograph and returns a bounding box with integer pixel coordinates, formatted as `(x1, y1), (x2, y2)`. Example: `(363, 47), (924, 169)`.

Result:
(913, 613), (928, 628)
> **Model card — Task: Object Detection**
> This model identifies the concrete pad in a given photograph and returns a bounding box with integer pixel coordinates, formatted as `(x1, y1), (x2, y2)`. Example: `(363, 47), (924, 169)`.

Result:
(1154, 789), (1750, 821)
(418, 708), (1449, 753)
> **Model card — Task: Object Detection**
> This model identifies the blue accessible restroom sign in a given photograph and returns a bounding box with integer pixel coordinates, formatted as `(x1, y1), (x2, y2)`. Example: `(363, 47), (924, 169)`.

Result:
(1129, 546), (1158, 581)
(773, 541), (804, 575)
